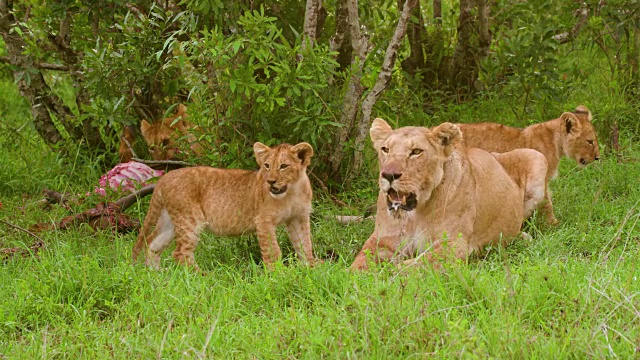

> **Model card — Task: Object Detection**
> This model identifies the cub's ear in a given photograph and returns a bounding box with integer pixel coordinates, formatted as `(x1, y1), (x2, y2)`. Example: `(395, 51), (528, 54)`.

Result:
(430, 122), (462, 156)
(370, 118), (393, 151)
(561, 112), (581, 134)
(140, 120), (152, 141)
(253, 142), (271, 165)
(574, 105), (592, 122)
(177, 104), (188, 117)
(291, 142), (314, 167)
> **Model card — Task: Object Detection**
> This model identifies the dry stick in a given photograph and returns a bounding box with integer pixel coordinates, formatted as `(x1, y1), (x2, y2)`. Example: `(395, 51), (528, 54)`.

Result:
(132, 157), (194, 167)
(0, 219), (46, 243)
(115, 184), (156, 211)
(121, 135), (139, 159)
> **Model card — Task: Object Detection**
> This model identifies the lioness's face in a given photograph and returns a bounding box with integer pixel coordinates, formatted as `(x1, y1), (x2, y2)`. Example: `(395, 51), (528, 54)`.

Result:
(563, 108), (600, 166)
(370, 119), (462, 213)
(254, 142), (314, 199)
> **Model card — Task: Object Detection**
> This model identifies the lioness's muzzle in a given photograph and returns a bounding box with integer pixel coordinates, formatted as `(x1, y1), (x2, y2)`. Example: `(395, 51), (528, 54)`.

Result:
(387, 188), (417, 211)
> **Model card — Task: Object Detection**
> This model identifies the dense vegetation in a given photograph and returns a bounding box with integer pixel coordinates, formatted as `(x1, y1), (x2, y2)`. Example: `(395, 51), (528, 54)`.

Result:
(1, 0), (639, 358)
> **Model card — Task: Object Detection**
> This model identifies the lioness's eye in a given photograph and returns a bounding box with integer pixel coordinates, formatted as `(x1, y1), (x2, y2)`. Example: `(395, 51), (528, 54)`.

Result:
(264, 163), (270, 169)
(381, 147), (389, 154)
(280, 164), (289, 170)
(411, 149), (423, 156)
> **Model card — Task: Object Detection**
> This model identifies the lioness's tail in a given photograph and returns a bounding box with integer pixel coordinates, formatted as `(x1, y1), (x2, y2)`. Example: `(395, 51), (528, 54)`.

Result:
(132, 188), (164, 262)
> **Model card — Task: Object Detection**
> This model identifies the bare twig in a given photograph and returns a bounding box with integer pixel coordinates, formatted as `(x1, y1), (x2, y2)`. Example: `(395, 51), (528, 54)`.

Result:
(121, 135), (139, 159)
(0, 219), (46, 243)
(132, 157), (194, 167)
(0, 56), (70, 71)
(114, 184), (156, 210)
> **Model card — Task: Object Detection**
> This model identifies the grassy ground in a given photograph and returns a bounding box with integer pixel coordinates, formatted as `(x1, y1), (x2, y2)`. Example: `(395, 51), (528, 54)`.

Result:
(1, 75), (640, 357)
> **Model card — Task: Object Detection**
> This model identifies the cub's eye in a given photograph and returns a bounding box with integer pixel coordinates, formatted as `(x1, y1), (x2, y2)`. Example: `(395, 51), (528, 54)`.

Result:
(280, 164), (289, 170)
(381, 147), (389, 154)
(410, 149), (423, 156)
(587, 140), (594, 146)
(264, 163), (270, 169)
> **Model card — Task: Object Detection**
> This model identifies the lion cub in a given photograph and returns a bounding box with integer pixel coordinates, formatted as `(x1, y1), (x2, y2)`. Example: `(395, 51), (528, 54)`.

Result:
(132, 142), (318, 270)
(457, 105), (600, 224)
(140, 104), (202, 160)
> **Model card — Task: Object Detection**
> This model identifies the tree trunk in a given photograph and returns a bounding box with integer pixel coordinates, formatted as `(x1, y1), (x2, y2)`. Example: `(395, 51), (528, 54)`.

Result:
(0, 0), (106, 150)
(350, 0), (418, 181)
(330, 0), (353, 73)
(477, 0), (491, 61)
(400, 0), (425, 77)
(450, 0), (475, 90)
(327, 0), (418, 183)
(302, 0), (320, 51)
(433, 0), (442, 25)
(328, 0), (369, 179)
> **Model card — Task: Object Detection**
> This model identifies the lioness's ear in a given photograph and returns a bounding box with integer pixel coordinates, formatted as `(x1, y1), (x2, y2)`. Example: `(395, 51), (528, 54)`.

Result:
(253, 142), (271, 165)
(140, 120), (152, 140)
(430, 122), (462, 156)
(561, 112), (581, 134)
(291, 142), (314, 167)
(370, 118), (393, 151)
(574, 105), (592, 122)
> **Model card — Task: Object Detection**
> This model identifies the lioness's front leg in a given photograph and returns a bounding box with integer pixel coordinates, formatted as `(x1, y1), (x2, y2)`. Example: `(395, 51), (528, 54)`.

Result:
(350, 234), (400, 271)
(286, 216), (316, 265)
(255, 217), (282, 267)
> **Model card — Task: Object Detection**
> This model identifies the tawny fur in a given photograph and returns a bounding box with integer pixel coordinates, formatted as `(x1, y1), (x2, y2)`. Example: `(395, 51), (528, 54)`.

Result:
(140, 104), (202, 160)
(457, 105), (600, 224)
(350, 119), (547, 270)
(132, 142), (318, 270)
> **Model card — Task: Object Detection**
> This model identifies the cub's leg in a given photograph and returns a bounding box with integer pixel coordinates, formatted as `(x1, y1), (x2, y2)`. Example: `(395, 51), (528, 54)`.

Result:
(542, 183), (559, 225)
(255, 216), (282, 267)
(285, 215), (316, 265)
(170, 211), (206, 271)
(350, 234), (399, 271)
(145, 209), (175, 269)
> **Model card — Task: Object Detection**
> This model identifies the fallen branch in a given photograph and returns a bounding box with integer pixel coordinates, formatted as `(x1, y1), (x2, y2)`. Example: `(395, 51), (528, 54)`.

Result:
(0, 220), (46, 260)
(132, 157), (194, 167)
(31, 184), (156, 234)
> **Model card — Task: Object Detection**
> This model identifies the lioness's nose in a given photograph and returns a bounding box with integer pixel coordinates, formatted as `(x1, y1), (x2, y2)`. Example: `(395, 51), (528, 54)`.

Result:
(381, 172), (402, 183)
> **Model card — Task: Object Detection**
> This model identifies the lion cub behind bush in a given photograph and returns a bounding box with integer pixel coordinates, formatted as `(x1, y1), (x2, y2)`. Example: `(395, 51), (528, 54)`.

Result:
(132, 142), (318, 270)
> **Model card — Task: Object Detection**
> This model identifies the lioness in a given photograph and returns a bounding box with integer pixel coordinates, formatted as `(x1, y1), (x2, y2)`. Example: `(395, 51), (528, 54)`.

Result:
(140, 104), (202, 160)
(350, 119), (547, 270)
(457, 106), (600, 224)
(132, 142), (318, 270)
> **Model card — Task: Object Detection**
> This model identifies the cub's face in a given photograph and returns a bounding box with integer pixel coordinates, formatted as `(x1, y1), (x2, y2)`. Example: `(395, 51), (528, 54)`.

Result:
(140, 105), (193, 161)
(253, 142), (314, 199)
(370, 119), (461, 213)
(563, 107), (600, 166)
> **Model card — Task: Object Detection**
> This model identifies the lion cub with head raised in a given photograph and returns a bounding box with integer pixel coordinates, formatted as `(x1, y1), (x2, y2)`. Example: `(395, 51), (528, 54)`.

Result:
(457, 106), (600, 224)
(132, 142), (318, 270)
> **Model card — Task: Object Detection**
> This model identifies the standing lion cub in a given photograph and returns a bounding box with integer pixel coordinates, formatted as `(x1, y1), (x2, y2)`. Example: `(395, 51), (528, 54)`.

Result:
(132, 142), (319, 270)
(457, 106), (600, 224)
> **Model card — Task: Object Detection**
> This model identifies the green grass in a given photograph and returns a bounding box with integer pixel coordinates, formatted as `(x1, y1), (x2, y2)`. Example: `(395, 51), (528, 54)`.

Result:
(1, 73), (640, 358)
(1, 140), (639, 358)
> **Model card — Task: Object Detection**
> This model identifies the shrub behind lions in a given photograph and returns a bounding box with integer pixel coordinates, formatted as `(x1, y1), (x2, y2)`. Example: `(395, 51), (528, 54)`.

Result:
(350, 119), (548, 270)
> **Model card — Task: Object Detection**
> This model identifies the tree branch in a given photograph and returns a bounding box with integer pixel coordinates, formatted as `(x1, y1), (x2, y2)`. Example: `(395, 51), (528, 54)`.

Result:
(553, 7), (589, 44)
(0, 56), (70, 70)
(350, 0), (418, 177)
